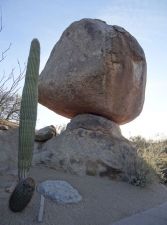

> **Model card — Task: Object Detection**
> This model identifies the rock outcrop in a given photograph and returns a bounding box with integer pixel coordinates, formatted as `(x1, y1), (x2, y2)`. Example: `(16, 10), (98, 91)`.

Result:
(0, 115), (150, 186)
(38, 18), (147, 125)
(0, 128), (18, 172)
(0, 125), (56, 173)
(34, 114), (147, 185)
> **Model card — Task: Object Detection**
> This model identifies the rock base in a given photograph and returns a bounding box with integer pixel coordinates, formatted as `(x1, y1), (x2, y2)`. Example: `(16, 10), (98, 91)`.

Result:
(35, 114), (146, 185)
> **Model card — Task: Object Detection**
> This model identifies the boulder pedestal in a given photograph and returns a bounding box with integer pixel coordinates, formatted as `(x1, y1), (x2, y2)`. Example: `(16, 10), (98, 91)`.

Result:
(38, 114), (146, 185)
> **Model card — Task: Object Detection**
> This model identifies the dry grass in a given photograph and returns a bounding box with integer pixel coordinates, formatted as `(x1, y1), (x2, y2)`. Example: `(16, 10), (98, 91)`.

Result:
(0, 119), (18, 128)
(130, 136), (167, 184)
(123, 153), (154, 187)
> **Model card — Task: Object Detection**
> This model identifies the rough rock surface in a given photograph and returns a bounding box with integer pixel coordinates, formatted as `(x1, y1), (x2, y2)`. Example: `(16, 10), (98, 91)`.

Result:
(38, 18), (147, 125)
(0, 128), (19, 172)
(0, 127), (55, 173)
(0, 115), (148, 185)
(35, 114), (145, 184)
(35, 125), (56, 142)
(37, 180), (82, 203)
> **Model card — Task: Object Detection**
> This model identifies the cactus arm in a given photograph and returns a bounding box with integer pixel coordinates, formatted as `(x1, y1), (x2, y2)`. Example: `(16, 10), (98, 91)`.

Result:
(18, 39), (40, 180)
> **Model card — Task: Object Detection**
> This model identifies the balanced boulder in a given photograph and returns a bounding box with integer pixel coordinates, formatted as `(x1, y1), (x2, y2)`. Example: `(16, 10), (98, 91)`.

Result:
(38, 18), (146, 124)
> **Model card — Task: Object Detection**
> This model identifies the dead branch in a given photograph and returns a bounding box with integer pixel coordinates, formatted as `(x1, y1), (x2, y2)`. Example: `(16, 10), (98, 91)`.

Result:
(0, 65), (25, 121)
(0, 43), (12, 63)
(0, 7), (2, 32)
(0, 8), (25, 122)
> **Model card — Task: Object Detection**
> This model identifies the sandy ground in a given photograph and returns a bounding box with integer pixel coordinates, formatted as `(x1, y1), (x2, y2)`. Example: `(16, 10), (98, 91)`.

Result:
(1, 165), (167, 225)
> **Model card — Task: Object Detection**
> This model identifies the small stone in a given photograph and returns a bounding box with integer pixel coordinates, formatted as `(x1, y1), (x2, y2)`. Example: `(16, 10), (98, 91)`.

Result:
(37, 180), (82, 204)
(35, 125), (56, 142)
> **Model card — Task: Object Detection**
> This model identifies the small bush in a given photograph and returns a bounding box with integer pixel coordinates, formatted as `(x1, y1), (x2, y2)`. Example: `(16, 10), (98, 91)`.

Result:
(124, 155), (154, 187)
(110, 141), (155, 187)
(130, 136), (167, 184)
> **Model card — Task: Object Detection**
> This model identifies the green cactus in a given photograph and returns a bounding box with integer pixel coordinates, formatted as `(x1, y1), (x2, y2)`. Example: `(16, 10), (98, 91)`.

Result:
(9, 39), (40, 213)
(18, 38), (40, 180)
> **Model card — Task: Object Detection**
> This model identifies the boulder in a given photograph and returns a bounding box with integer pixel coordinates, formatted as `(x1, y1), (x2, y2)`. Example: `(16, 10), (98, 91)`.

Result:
(37, 114), (149, 185)
(0, 115), (150, 186)
(35, 125), (56, 142)
(38, 18), (147, 125)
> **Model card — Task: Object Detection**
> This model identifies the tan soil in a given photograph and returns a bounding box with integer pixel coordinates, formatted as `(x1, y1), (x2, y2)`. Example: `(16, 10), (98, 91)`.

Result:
(0, 165), (167, 225)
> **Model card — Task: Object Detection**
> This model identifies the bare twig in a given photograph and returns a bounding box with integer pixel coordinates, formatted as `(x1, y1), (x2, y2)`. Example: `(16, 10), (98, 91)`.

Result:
(0, 8), (25, 122)
(0, 6), (2, 32)
(0, 66), (25, 121)
(0, 43), (12, 63)
(0, 7), (12, 62)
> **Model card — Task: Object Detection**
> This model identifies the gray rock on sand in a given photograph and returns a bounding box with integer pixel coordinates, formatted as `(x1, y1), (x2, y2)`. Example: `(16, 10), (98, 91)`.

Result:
(38, 18), (147, 125)
(37, 180), (82, 203)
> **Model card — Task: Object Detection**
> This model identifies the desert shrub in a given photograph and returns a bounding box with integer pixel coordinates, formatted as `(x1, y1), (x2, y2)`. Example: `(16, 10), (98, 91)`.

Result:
(109, 142), (154, 187)
(130, 136), (167, 183)
(0, 9), (24, 122)
(129, 136), (150, 149)
(126, 151), (154, 187)
(124, 154), (154, 187)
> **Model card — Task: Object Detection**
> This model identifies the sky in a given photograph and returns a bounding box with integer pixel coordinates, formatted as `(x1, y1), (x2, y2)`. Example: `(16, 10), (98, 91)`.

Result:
(0, 0), (167, 139)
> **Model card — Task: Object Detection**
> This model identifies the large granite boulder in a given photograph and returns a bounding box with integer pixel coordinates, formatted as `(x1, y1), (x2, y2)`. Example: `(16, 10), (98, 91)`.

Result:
(38, 18), (147, 125)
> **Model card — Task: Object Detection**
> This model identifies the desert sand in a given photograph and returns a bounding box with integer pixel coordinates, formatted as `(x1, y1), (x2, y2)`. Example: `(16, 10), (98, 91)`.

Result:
(1, 165), (167, 225)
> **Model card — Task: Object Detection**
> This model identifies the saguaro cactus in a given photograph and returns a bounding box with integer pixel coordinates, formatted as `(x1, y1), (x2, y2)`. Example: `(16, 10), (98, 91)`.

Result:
(9, 39), (40, 212)
(18, 38), (40, 180)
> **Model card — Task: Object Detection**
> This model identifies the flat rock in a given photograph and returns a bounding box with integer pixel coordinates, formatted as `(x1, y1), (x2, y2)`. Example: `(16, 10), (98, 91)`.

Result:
(37, 180), (82, 203)
(39, 18), (147, 125)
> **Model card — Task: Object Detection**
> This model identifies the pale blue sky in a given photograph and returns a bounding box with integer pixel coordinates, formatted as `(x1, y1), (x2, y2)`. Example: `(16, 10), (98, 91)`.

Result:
(1, 0), (167, 139)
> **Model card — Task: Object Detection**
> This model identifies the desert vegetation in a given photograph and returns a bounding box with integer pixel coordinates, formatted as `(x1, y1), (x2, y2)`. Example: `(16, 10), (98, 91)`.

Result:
(0, 9), (24, 123)
(130, 136), (167, 184)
